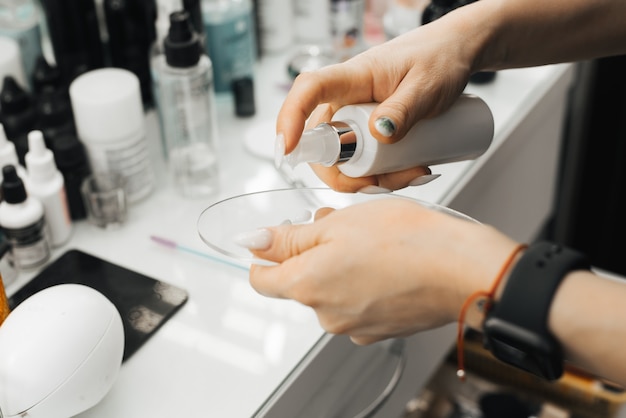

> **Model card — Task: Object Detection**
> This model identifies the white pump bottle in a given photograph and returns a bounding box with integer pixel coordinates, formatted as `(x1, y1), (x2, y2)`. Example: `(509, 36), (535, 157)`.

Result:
(284, 94), (494, 178)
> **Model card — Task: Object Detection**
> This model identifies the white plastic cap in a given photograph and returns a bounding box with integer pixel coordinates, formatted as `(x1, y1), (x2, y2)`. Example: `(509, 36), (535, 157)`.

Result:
(25, 130), (57, 182)
(69, 68), (144, 143)
(0, 37), (28, 90)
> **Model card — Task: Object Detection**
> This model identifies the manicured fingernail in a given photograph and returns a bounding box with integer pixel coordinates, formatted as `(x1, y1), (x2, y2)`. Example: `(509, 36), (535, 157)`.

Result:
(274, 133), (285, 169)
(408, 173), (441, 187)
(374, 117), (396, 137)
(233, 228), (273, 250)
(357, 185), (392, 194)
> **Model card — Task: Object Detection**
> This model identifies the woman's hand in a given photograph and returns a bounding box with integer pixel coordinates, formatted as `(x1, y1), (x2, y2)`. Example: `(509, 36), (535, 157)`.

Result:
(275, 6), (486, 192)
(242, 198), (519, 345)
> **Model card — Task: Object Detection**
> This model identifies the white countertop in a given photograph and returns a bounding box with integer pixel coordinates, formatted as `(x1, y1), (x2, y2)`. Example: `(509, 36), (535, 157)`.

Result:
(4, 52), (573, 417)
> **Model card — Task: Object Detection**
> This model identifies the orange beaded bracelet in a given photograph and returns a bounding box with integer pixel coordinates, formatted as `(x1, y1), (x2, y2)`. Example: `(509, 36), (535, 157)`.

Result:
(456, 243), (528, 380)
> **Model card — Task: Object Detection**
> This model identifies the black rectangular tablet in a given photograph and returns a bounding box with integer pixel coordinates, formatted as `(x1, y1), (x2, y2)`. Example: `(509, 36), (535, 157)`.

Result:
(8, 249), (189, 361)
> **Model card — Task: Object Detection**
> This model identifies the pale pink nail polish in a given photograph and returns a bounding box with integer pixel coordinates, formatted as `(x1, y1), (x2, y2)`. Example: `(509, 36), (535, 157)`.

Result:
(408, 174), (441, 187)
(274, 133), (285, 169)
(357, 185), (392, 194)
(233, 229), (273, 250)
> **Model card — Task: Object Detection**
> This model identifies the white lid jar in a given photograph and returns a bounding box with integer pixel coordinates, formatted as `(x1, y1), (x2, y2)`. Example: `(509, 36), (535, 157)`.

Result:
(69, 68), (154, 203)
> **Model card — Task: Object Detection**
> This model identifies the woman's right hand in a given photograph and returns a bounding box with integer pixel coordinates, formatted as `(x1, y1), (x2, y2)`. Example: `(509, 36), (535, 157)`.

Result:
(276, 4), (488, 192)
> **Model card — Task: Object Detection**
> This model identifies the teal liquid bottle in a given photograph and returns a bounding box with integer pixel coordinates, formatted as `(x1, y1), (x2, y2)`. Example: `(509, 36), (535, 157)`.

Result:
(201, 0), (256, 93)
(0, 0), (43, 89)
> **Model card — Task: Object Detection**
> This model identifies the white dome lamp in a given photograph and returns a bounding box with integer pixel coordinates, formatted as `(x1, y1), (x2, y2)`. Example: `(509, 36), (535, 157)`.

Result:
(0, 284), (125, 418)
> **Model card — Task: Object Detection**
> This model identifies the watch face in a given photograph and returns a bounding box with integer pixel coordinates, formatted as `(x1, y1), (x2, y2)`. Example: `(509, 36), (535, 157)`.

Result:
(483, 317), (563, 380)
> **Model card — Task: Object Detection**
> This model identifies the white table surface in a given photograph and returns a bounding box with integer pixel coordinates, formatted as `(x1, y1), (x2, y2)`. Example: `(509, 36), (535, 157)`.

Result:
(4, 52), (574, 417)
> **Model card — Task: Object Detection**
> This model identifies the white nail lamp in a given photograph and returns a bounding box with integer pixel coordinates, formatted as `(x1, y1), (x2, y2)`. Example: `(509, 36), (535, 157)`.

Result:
(0, 284), (124, 418)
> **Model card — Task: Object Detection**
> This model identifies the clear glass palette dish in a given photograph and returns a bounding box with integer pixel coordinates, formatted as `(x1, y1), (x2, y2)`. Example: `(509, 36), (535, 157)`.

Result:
(197, 188), (476, 265)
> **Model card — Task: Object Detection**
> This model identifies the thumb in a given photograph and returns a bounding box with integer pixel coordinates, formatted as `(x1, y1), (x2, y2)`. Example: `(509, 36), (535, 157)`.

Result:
(369, 82), (465, 145)
(233, 223), (321, 264)
(369, 88), (437, 145)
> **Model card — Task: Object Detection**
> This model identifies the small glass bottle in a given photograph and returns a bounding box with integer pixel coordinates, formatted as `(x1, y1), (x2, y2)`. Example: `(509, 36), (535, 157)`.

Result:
(153, 11), (219, 198)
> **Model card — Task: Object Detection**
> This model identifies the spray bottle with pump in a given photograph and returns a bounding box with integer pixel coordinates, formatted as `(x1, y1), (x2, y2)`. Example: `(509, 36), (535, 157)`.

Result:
(281, 94), (494, 178)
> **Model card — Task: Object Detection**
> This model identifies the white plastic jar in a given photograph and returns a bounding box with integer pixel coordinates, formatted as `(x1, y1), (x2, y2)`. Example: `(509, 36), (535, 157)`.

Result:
(69, 68), (154, 203)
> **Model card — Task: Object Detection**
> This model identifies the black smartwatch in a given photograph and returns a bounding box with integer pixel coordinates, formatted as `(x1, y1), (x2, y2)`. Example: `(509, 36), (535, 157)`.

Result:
(482, 241), (590, 380)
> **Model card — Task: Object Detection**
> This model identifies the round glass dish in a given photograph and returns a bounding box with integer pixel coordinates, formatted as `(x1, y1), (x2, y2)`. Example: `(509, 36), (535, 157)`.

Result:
(197, 188), (476, 265)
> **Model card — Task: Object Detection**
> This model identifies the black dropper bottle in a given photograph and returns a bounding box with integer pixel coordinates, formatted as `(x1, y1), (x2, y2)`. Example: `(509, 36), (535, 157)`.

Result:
(2, 165), (27, 204)
(39, 0), (106, 84)
(104, 0), (158, 106)
(50, 133), (91, 220)
(32, 55), (64, 97)
(35, 88), (75, 145)
(0, 76), (39, 141)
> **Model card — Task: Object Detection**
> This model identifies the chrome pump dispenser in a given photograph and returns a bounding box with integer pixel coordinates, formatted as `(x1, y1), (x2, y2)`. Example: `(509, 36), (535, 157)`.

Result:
(284, 94), (494, 178)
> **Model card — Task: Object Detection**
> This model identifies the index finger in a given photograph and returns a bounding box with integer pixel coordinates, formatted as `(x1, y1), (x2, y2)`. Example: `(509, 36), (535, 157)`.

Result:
(276, 62), (375, 154)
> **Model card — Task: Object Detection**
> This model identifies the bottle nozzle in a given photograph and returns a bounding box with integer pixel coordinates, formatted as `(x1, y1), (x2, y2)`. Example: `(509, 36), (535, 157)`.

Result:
(27, 130), (46, 156)
(26, 130), (57, 181)
(284, 122), (357, 169)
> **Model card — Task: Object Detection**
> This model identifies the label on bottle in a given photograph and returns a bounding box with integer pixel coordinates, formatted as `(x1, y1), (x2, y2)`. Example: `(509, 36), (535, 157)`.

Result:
(84, 131), (154, 203)
(157, 59), (219, 197)
(3, 217), (50, 270)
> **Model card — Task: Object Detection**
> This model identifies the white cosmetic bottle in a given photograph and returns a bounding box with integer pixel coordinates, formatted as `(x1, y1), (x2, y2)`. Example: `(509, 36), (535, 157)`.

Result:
(0, 123), (26, 181)
(25, 130), (72, 247)
(284, 94), (494, 178)
(0, 164), (50, 270)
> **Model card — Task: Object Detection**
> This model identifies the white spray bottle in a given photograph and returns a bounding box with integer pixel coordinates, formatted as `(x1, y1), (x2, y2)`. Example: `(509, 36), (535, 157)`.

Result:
(283, 94), (494, 178)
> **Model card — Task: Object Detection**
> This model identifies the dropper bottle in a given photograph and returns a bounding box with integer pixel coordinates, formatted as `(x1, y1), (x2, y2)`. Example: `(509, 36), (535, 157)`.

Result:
(24, 130), (72, 247)
(0, 164), (50, 270)
(282, 94), (494, 178)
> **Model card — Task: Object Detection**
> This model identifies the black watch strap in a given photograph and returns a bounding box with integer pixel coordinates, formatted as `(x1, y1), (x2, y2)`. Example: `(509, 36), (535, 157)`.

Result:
(483, 241), (590, 380)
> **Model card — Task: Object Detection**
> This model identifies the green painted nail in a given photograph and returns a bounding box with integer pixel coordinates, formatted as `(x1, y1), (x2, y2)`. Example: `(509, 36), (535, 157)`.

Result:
(374, 117), (396, 137)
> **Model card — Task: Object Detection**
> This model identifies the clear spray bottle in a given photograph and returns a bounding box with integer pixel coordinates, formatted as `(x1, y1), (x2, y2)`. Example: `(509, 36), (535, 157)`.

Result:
(282, 94), (494, 178)
(153, 10), (219, 198)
